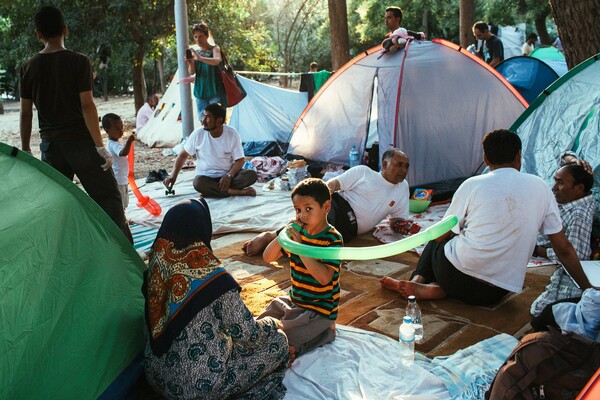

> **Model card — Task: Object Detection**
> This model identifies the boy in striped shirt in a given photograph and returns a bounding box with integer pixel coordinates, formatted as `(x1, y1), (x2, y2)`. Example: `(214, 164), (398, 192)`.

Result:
(260, 178), (343, 363)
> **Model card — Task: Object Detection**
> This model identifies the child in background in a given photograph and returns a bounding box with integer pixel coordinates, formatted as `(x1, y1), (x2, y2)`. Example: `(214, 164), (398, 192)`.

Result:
(259, 178), (343, 363)
(102, 113), (135, 210)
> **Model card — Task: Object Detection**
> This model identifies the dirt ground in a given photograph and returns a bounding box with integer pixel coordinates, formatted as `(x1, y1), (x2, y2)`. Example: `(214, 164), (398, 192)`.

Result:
(0, 96), (175, 179)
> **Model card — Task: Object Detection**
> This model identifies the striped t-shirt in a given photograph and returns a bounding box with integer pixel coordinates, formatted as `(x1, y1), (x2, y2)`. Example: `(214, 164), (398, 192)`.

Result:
(284, 225), (343, 320)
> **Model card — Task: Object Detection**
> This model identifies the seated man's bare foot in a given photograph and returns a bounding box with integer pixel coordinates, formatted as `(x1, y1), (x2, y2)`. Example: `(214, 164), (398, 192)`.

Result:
(397, 280), (446, 300)
(242, 231), (277, 256)
(330, 322), (336, 338)
(288, 345), (296, 367)
(228, 187), (257, 197)
(379, 276), (401, 293)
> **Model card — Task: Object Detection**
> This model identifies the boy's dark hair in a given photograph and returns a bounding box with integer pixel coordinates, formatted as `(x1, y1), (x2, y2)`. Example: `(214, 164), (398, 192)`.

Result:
(561, 162), (594, 193)
(204, 103), (226, 122)
(34, 6), (65, 39)
(472, 21), (489, 33)
(386, 6), (403, 21)
(291, 178), (331, 206)
(101, 113), (121, 130)
(482, 129), (522, 165)
(527, 33), (538, 41)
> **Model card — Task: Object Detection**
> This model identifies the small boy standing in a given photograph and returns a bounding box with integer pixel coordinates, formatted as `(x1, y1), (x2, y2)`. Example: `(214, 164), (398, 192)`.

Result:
(102, 113), (135, 210)
(260, 178), (343, 362)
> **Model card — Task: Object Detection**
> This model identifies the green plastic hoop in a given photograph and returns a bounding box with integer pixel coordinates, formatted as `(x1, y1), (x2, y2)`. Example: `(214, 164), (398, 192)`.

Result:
(277, 215), (458, 260)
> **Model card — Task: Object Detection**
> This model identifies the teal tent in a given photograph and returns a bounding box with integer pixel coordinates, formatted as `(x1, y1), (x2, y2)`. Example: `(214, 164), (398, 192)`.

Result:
(530, 46), (568, 76)
(0, 142), (146, 398)
(511, 54), (600, 221)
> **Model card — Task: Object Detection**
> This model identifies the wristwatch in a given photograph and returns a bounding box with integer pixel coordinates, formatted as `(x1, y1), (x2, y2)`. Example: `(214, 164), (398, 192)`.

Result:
(226, 173), (233, 178)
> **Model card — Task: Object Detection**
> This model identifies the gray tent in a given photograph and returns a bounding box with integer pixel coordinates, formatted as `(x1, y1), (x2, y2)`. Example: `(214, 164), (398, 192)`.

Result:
(288, 39), (527, 186)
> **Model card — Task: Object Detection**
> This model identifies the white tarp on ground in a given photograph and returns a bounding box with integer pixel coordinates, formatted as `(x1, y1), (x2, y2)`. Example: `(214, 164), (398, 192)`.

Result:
(125, 170), (295, 233)
(283, 326), (518, 400)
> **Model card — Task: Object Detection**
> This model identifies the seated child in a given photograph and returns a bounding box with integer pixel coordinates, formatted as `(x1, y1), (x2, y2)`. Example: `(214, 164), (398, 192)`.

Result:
(258, 178), (343, 363)
(102, 113), (136, 210)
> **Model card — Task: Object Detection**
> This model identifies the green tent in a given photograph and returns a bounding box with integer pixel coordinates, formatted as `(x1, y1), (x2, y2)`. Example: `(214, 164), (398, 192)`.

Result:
(0, 142), (146, 398)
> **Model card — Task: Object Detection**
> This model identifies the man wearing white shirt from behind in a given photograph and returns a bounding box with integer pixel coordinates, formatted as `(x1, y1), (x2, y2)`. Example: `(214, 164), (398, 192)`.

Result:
(381, 129), (592, 306)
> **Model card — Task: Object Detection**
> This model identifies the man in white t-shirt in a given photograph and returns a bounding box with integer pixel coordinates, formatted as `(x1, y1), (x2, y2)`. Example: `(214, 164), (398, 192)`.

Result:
(380, 129), (592, 305)
(135, 94), (159, 132)
(522, 33), (537, 56)
(163, 103), (257, 198)
(242, 148), (411, 255)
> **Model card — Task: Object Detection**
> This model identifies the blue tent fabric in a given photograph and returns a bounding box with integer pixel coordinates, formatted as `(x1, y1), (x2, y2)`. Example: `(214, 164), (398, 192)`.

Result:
(229, 75), (308, 153)
(496, 56), (559, 104)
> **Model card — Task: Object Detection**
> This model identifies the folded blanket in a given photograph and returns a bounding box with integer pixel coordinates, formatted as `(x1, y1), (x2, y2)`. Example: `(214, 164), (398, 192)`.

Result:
(424, 333), (518, 399)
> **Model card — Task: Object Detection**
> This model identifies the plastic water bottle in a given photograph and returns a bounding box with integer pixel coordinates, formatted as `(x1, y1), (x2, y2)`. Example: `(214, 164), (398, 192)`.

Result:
(399, 315), (415, 366)
(406, 295), (423, 341)
(348, 146), (360, 168)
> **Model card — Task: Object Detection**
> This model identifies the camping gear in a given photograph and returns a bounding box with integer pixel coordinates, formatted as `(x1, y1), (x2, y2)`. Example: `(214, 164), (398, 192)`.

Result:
(219, 51), (247, 107)
(137, 73), (307, 155)
(1, 142), (146, 398)
(511, 53), (600, 223)
(495, 56), (560, 104)
(485, 327), (600, 400)
(287, 39), (527, 187)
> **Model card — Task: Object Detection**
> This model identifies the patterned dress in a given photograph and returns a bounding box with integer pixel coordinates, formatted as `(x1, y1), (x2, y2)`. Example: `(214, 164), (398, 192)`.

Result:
(144, 290), (289, 399)
(143, 199), (289, 399)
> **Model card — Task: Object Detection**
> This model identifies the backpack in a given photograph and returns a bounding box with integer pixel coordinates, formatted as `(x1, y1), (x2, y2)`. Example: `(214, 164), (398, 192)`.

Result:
(486, 327), (600, 399)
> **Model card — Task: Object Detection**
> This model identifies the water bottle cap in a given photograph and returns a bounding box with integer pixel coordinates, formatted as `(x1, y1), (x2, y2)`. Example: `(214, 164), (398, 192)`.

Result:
(408, 295), (416, 302)
(403, 316), (412, 323)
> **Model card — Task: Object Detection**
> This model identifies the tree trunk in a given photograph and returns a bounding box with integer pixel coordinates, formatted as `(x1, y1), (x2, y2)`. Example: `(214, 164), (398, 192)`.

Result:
(534, 13), (551, 45)
(157, 38), (167, 93)
(327, 0), (350, 70)
(132, 46), (147, 113)
(459, 0), (475, 48)
(548, 0), (600, 68)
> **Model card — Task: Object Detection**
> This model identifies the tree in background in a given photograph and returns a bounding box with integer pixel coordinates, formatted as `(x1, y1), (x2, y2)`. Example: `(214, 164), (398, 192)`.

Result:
(271, 0), (326, 85)
(549, 0), (600, 68)
(327, 0), (350, 69)
(459, 0), (475, 47)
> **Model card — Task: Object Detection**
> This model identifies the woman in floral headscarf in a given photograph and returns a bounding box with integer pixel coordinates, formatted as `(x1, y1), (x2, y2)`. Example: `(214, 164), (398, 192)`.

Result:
(142, 198), (289, 399)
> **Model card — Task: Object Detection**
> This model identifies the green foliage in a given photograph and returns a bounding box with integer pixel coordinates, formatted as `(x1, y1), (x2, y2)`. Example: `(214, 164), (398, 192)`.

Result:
(0, 0), (559, 99)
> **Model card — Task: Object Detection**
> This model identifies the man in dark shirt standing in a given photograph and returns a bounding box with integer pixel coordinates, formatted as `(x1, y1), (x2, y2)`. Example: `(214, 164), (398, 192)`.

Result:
(472, 21), (504, 67)
(20, 6), (132, 243)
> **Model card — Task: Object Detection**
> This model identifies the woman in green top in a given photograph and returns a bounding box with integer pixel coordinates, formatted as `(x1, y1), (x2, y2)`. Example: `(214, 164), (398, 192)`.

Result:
(186, 22), (225, 118)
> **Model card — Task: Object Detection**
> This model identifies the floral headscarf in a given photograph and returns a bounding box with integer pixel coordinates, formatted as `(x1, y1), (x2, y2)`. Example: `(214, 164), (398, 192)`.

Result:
(143, 198), (240, 356)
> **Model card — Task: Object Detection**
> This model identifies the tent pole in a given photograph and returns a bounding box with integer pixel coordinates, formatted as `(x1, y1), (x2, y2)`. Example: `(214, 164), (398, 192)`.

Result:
(174, 0), (195, 140)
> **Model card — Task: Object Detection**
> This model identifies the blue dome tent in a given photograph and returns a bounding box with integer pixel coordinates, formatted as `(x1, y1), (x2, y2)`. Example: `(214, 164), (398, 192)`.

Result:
(496, 56), (559, 104)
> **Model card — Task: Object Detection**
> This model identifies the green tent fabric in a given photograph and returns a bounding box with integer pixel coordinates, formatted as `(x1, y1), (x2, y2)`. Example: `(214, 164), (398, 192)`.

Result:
(0, 142), (146, 398)
(530, 46), (565, 61)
